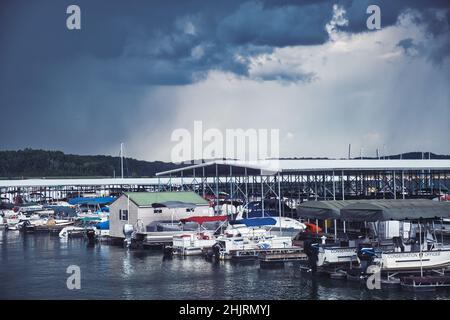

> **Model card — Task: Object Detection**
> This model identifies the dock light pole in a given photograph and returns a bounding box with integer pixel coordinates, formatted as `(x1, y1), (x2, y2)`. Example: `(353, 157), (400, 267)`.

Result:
(261, 177), (264, 216)
(419, 220), (423, 278)
(120, 142), (124, 179)
(393, 171), (397, 200)
(244, 168), (248, 205)
(278, 172), (282, 235)
(402, 171), (405, 200)
(334, 220), (337, 241)
(215, 164), (219, 215)
(332, 171), (336, 201)
(230, 166), (233, 215)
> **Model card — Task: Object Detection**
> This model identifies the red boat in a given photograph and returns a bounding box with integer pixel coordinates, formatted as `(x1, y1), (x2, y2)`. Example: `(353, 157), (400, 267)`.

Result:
(180, 215), (228, 225)
(304, 222), (322, 233)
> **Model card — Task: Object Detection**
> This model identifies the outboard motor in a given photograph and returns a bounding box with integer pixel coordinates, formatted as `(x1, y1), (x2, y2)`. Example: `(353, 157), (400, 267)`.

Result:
(123, 224), (134, 248)
(85, 228), (96, 246)
(357, 242), (376, 273)
(392, 236), (405, 252)
(212, 243), (222, 261)
(17, 219), (31, 232)
(163, 245), (173, 259)
(303, 240), (319, 272)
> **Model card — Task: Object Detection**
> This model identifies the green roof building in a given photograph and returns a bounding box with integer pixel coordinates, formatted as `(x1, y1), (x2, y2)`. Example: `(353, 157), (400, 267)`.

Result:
(109, 191), (211, 239)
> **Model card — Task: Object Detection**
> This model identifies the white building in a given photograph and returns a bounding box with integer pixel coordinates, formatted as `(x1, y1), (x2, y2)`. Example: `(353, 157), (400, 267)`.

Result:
(109, 191), (211, 238)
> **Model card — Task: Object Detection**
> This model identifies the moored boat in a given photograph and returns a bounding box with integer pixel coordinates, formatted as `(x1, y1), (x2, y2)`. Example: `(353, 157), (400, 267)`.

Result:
(213, 230), (293, 260)
(59, 226), (86, 239)
(171, 215), (227, 256)
(172, 232), (217, 256)
(378, 249), (450, 271)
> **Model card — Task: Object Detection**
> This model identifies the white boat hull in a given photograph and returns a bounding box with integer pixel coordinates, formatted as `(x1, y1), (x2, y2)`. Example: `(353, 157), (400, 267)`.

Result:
(317, 247), (358, 267)
(59, 226), (86, 238)
(172, 233), (217, 256)
(217, 236), (293, 260)
(264, 228), (303, 239)
(380, 250), (450, 271)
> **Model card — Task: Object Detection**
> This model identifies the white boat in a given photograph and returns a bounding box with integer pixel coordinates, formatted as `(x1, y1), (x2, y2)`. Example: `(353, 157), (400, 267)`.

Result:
(59, 226), (86, 239)
(263, 217), (307, 238)
(224, 224), (269, 238)
(50, 219), (74, 226)
(315, 245), (358, 267)
(171, 216), (228, 255)
(77, 210), (109, 220)
(18, 205), (44, 213)
(2, 210), (17, 218)
(371, 225), (450, 273)
(7, 221), (20, 230)
(172, 232), (217, 256)
(95, 229), (110, 237)
(234, 211), (306, 239)
(378, 249), (450, 271)
(46, 201), (74, 207)
(16, 217), (47, 230)
(6, 214), (27, 230)
(214, 233), (293, 260)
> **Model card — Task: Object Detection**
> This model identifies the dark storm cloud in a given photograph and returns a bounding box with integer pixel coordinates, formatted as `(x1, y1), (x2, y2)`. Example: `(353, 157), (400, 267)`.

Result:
(217, 1), (333, 46)
(0, 0), (449, 156)
(1, 0), (449, 87)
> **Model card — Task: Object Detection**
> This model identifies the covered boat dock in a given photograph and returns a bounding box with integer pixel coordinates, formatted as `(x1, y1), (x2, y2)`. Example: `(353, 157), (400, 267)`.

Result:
(2, 159), (450, 209)
(297, 199), (450, 222)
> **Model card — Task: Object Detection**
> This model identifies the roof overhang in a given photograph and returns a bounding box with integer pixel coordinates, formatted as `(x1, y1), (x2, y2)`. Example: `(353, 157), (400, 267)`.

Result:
(156, 159), (450, 177)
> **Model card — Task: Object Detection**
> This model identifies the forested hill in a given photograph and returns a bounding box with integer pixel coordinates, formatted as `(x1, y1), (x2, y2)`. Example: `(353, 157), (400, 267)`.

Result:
(0, 149), (183, 178)
(1, 149), (449, 179)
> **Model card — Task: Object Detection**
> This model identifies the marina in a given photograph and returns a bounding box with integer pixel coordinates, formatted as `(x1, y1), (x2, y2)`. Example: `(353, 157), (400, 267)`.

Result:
(2, 159), (450, 206)
(1, 0), (450, 307)
(2, 159), (450, 298)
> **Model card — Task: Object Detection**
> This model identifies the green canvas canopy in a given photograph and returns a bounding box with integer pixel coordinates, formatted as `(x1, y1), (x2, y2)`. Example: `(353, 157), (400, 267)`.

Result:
(296, 200), (358, 219)
(340, 199), (450, 222)
(297, 199), (450, 222)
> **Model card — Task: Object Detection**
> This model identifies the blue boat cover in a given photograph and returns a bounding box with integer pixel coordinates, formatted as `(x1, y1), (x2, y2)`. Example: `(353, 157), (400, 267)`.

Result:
(96, 220), (110, 230)
(234, 217), (277, 227)
(244, 209), (278, 218)
(68, 196), (115, 205)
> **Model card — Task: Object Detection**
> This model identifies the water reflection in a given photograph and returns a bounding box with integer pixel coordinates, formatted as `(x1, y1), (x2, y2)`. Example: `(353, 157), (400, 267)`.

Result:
(1, 232), (450, 300)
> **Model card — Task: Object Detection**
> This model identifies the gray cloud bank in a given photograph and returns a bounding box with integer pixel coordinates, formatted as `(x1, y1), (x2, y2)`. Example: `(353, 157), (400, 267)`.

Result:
(0, 0), (449, 160)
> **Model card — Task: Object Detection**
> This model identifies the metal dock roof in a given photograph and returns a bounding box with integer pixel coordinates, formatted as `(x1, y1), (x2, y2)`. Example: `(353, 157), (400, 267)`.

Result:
(156, 159), (450, 176)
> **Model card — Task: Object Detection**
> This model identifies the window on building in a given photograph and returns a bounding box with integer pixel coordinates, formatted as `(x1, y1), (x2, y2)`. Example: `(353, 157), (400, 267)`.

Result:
(119, 209), (128, 221)
(186, 208), (194, 213)
(154, 208), (162, 214)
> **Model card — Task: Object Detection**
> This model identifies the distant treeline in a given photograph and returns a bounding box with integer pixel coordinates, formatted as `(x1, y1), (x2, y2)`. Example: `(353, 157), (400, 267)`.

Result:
(0, 149), (449, 178)
(281, 152), (450, 160)
(0, 149), (184, 178)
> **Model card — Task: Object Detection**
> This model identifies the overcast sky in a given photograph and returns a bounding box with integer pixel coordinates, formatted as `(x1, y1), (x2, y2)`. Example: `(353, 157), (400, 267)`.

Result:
(1, 0), (449, 161)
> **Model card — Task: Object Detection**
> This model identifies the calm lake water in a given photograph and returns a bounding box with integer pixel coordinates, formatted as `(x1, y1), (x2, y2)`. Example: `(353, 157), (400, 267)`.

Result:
(1, 230), (449, 300)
